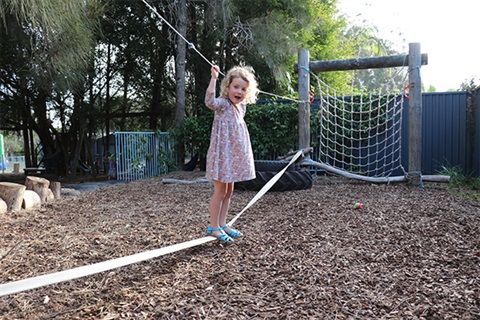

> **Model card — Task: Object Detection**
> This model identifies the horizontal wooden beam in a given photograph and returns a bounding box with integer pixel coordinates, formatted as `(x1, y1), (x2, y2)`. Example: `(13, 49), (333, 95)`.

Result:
(294, 54), (428, 73)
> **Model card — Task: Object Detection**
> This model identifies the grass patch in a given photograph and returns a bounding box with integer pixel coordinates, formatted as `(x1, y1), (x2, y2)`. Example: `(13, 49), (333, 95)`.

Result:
(438, 166), (480, 202)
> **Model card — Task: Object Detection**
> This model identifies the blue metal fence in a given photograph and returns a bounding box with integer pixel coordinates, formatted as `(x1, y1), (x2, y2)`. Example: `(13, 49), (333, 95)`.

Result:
(114, 132), (173, 181)
(412, 91), (478, 176)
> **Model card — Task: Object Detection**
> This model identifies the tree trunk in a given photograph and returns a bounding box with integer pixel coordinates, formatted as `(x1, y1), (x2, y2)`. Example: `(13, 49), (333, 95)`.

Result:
(69, 87), (88, 179)
(120, 66), (129, 130)
(105, 42), (112, 154)
(34, 91), (55, 156)
(21, 86), (34, 167)
(23, 124), (32, 167)
(28, 127), (36, 166)
(69, 125), (86, 180)
(174, 0), (187, 170)
(50, 181), (62, 200)
(149, 55), (162, 131)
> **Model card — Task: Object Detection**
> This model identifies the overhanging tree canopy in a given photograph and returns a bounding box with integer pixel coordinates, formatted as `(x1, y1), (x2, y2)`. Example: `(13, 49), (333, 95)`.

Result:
(1, 0), (384, 176)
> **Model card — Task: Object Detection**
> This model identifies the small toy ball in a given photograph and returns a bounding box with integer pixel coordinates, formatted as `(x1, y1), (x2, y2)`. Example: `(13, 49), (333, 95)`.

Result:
(354, 202), (363, 209)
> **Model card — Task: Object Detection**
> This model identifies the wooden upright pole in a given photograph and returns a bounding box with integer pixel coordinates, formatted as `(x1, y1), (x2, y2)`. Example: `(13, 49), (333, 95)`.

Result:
(298, 50), (310, 154)
(408, 43), (422, 181)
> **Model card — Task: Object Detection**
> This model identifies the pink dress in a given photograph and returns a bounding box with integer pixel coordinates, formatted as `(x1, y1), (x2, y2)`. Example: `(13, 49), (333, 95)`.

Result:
(205, 93), (255, 183)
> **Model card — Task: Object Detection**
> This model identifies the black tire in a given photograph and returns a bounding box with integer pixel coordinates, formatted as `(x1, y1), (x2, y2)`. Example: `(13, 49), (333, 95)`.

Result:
(236, 168), (313, 192)
(254, 160), (294, 172)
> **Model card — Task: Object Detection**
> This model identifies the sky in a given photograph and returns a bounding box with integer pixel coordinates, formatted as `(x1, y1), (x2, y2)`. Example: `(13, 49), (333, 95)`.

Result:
(337, 0), (479, 91)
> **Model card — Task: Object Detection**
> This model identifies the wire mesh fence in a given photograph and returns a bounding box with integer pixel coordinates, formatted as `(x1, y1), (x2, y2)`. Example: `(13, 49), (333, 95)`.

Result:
(114, 132), (174, 181)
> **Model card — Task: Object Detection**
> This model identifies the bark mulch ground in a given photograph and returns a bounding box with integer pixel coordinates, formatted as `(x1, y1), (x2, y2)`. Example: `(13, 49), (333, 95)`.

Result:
(0, 171), (479, 319)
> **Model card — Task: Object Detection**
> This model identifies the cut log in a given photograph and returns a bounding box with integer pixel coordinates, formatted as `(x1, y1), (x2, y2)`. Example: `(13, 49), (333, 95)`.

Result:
(46, 189), (55, 202)
(23, 190), (42, 210)
(25, 176), (50, 203)
(50, 181), (62, 200)
(0, 198), (7, 214)
(0, 182), (26, 212)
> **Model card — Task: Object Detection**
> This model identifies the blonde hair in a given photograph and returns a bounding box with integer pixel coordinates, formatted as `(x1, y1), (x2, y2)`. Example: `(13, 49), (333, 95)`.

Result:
(219, 66), (259, 104)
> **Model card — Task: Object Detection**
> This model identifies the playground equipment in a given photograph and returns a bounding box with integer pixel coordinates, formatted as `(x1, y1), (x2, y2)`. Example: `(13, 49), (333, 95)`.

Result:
(295, 45), (449, 184)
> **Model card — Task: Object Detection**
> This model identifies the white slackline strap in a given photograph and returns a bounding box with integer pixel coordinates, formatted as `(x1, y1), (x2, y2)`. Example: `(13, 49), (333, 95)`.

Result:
(0, 150), (303, 297)
(0, 237), (215, 297)
(227, 150), (303, 227)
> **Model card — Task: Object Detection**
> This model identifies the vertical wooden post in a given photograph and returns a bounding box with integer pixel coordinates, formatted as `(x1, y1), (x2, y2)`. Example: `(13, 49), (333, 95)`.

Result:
(408, 43), (422, 182)
(298, 50), (310, 155)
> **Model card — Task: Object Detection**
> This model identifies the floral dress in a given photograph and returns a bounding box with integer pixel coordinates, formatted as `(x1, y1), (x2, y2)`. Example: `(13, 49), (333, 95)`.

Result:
(205, 94), (255, 183)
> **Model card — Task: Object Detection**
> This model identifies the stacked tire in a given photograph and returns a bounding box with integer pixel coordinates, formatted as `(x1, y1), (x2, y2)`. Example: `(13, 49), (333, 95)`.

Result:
(236, 160), (313, 192)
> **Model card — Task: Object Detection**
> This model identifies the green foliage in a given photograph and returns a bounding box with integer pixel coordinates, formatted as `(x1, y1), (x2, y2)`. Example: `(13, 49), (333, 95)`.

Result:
(338, 24), (407, 93)
(172, 111), (214, 159)
(0, 0), (102, 90)
(301, 0), (358, 92)
(438, 166), (480, 201)
(157, 143), (177, 174)
(459, 78), (480, 92)
(0, 132), (24, 156)
(246, 102), (299, 158)
(1, 0), (405, 173)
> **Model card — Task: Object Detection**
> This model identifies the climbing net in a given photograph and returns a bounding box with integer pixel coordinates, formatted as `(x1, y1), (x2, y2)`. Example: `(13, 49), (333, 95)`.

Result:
(310, 73), (407, 178)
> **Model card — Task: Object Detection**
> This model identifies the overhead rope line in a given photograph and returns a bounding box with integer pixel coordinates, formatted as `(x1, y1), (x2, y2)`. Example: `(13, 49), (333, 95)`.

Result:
(140, 0), (302, 103)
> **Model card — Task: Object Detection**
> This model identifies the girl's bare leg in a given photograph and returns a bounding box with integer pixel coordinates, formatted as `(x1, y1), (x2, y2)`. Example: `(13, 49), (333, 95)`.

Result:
(218, 182), (234, 228)
(209, 180), (228, 237)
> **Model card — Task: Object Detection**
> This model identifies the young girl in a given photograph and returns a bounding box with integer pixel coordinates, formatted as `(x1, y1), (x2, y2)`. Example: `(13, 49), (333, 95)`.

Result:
(205, 65), (259, 243)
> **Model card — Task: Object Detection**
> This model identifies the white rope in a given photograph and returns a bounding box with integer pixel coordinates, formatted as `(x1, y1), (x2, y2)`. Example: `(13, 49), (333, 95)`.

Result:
(0, 150), (304, 297)
(140, 0), (300, 103)
(140, 0), (215, 74)
(313, 72), (407, 178)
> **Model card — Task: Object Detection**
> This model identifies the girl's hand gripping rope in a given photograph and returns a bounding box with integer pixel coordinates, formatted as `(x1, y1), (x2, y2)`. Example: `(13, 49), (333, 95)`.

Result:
(211, 65), (219, 80)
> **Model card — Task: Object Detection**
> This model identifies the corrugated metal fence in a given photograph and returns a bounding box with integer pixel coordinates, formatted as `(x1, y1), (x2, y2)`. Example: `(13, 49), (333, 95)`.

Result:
(411, 91), (479, 176)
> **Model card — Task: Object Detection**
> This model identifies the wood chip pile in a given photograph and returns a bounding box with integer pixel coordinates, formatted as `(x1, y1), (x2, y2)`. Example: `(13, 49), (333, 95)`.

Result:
(1, 172), (479, 319)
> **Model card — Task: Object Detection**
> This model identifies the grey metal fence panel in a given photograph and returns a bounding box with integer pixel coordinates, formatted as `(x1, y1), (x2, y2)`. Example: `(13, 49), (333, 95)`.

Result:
(420, 92), (469, 175)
